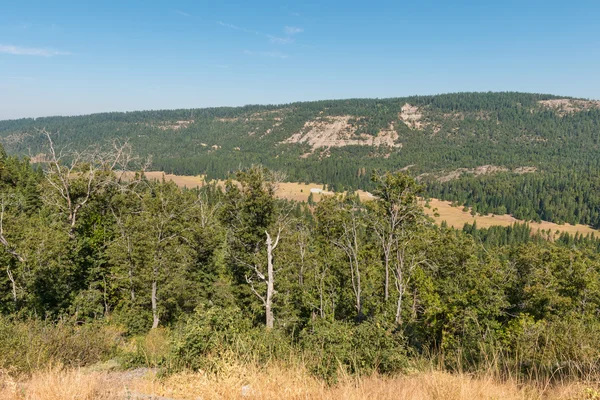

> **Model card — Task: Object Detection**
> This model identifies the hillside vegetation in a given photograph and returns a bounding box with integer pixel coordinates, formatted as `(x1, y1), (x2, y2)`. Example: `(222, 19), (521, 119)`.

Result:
(2, 92), (600, 227)
(2, 138), (600, 400)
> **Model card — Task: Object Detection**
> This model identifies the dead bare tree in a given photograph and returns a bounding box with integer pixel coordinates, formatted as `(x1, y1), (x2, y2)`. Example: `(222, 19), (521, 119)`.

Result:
(110, 207), (138, 303)
(40, 128), (146, 237)
(0, 196), (25, 304)
(393, 233), (429, 325)
(244, 207), (292, 329)
(331, 203), (365, 318)
(296, 224), (310, 286)
(0, 196), (25, 264)
(244, 227), (282, 329)
(370, 171), (423, 302)
(309, 258), (335, 320)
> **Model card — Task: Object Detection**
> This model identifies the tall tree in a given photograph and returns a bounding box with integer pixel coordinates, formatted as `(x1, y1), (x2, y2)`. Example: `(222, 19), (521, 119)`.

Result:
(221, 166), (289, 328)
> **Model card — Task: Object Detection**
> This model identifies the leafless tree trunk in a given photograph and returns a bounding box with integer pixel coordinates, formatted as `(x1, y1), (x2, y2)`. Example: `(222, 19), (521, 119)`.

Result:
(0, 198), (25, 264)
(0, 198), (24, 304)
(150, 218), (180, 329)
(265, 230), (279, 329)
(102, 275), (110, 316)
(317, 264), (326, 319)
(334, 214), (363, 317)
(373, 214), (412, 302)
(111, 208), (137, 302)
(151, 273), (159, 329)
(394, 245), (406, 325)
(297, 227), (308, 286)
(40, 129), (140, 238)
(245, 227), (282, 329)
(6, 266), (17, 303)
(370, 172), (423, 303)
(394, 236), (427, 326)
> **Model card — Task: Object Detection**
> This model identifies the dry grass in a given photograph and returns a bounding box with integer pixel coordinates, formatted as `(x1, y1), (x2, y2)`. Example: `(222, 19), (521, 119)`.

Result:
(0, 367), (119, 400)
(424, 198), (598, 237)
(1, 364), (599, 400)
(138, 171), (206, 188)
(127, 171), (599, 237)
(129, 172), (375, 203)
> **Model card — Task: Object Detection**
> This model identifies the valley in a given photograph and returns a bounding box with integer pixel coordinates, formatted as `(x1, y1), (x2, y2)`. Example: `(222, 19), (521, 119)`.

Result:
(137, 171), (599, 237)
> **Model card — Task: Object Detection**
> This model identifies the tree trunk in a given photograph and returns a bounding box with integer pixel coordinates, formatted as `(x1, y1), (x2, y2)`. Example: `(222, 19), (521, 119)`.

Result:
(318, 271), (325, 319)
(129, 267), (135, 302)
(299, 252), (305, 286)
(6, 266), (16, 303)
(151, 279), (159, 329)
(411, 287), (418, 320)
(128, 237), (135, 302)
(384, 249), (390, 301)
(395, 287), (403, 325)
(355, 257), (362, 317)
(103, 275), (110, 316)
(265, 232), (275, 329)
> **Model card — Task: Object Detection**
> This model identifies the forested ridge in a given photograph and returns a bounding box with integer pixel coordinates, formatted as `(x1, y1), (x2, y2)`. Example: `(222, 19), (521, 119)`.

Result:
(2, 92), (600, 228)
(2, 138), (600, 384)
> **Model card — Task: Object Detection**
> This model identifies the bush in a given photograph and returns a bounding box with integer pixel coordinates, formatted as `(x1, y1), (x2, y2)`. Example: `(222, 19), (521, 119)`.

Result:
(300, 319), (407, 382)
(0, 317), (122, 375)
(123, 327), (171, 369)
(112, 303), (153, 335)
(170, 304), (298, 373)
(501, 314), (600, 380)
(171, 304), (252, 371)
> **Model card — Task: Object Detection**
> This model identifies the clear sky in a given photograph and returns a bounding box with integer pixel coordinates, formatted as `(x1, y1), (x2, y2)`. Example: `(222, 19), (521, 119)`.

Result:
(1, 0), (599, 120)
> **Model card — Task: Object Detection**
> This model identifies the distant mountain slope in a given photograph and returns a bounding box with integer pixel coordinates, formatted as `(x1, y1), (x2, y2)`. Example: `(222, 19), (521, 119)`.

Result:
(2, 92), (600, 227)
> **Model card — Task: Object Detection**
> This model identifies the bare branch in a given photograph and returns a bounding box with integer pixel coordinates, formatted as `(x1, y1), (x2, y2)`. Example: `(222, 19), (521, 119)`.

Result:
(0, 197), (25, 263)
(245, 275), (267, 305)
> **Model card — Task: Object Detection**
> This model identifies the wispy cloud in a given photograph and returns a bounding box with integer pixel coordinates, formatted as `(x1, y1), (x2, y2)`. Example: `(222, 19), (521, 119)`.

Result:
(175, 10), (191, 17)
(219, 21), (302, 46)
(243, 50), (288, 59)
(267, 35), (294, 45)
(262, 51), (288, 59)
(284, 26), (303, 35)
(218, 21), (260, 35)
(0, 44), (70, 57)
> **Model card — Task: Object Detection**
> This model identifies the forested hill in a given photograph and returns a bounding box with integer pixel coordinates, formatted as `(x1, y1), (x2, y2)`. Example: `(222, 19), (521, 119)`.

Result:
(2, 92), (600, 227)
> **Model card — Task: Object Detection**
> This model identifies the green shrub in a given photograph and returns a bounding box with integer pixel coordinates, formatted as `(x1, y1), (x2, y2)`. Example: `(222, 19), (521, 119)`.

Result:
(300, 319), (407, 382)
(112, 303), (153, 335)
(170, 304), (252, 371)
(501, 314), (600, 380)
(123, 327), (172, 369)
(0, 317), (122, 375)
(170, 304), (294, 373)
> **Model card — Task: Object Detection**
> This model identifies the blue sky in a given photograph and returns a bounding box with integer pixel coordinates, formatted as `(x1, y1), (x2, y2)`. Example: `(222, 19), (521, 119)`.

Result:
(1, 0), (599, 119)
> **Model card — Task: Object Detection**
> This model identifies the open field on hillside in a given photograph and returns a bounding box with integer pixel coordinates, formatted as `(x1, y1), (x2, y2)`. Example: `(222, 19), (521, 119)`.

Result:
(137, 171), (598, 237)
(1, 364), (598, 400)
(424, 199), (599, 237)
(136, 171), (375, 202)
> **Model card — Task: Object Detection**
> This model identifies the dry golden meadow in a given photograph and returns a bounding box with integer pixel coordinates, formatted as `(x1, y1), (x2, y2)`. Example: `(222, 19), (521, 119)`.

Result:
(137, 171), (599, 237)
(2, 363), (600, 400)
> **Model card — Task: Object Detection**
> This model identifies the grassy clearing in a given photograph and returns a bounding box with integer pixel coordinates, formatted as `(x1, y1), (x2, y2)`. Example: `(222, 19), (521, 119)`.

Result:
(136, 171), (598, 237)
(424, 198), (599, 237)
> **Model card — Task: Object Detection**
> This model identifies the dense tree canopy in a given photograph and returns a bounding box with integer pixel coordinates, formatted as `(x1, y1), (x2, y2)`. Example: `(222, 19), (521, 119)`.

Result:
(2, 92), (599, 228)
(2, 138), (600, 379)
